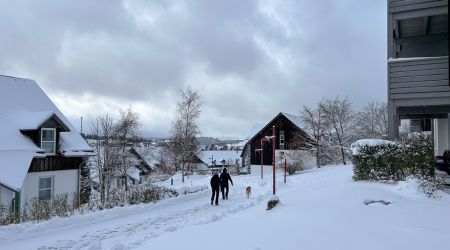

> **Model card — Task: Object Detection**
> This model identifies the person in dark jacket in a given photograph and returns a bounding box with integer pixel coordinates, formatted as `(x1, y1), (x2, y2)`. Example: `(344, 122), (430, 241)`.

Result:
(220, 168), (233, 199)
(210, 170), (220, 205)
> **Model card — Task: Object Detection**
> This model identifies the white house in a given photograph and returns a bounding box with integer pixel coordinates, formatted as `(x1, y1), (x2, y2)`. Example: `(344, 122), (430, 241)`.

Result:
(0, 75), (95, 210)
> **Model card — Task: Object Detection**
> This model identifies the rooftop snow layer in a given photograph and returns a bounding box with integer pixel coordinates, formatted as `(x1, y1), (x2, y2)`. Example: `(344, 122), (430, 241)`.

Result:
(0, 75), (94, 190)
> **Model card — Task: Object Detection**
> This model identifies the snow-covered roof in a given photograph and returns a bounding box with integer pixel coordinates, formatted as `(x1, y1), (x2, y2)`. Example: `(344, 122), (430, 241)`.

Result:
(246, 112), (307, 143)
(0, 75), (94, 190)
(387, 56), (448, 62)
(281, 112), (305, 130)
(246, 123), (265, 139)
(127, 166), (141, 181)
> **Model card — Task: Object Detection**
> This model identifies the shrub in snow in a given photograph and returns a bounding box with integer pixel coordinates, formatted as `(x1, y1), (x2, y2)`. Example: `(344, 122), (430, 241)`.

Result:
(277, 151), (310, 175)
(266, 195), (279, 210)
(0, 203), (17, 226)
(413, 174), (444, 198)
(351, 134), (440, 197)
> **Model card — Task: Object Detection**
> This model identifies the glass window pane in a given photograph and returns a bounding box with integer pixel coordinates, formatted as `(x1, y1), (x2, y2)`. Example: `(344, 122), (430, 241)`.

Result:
(39, 189), (51, 200)
(42, 130), (54, 141)
(39, 178), (51, 189)
(42, 142), (54, 153)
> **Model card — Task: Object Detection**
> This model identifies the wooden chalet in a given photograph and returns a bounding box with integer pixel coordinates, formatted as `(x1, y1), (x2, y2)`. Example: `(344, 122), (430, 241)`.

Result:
(241, 112), (314, 171)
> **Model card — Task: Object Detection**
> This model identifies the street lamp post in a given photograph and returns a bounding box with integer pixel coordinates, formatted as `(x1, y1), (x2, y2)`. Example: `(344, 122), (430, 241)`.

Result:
(255, 140), (264, 179)
(262, 126), (276, 195)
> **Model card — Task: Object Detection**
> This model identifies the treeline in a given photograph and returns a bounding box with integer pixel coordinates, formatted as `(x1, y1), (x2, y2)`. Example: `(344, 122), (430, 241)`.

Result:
(83, 133), (153, 143)
(298, 96), (388, 167)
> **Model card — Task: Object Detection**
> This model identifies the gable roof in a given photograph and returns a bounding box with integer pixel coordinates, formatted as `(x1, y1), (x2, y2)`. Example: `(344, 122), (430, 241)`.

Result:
(246, 123), (265, 140)
(246, 112), (307, 143)
(18, 111), (70, 132)
(0, 75), (94, 191)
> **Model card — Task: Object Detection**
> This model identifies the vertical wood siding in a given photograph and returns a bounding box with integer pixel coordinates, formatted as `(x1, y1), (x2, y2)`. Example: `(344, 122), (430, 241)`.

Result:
(28, 156), (83, 172)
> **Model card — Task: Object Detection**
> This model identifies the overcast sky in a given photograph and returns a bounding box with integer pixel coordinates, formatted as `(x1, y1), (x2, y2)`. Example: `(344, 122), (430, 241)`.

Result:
(0, 0), (387, 139)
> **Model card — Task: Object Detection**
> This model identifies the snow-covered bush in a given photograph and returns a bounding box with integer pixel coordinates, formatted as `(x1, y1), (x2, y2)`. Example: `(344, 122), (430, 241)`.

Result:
(414, 174), (444, 198)
(266, 195), (279, 211)
(352, 134), (438, 196)
(0, 203), (17, 226)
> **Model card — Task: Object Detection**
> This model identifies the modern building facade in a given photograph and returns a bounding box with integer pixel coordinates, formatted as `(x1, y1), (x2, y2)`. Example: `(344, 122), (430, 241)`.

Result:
(387, 0), (449, 155)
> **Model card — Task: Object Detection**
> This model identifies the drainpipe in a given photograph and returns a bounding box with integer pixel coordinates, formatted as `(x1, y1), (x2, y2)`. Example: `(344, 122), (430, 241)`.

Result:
(77, 159), (85, 208)
(14, 191), (20, 220)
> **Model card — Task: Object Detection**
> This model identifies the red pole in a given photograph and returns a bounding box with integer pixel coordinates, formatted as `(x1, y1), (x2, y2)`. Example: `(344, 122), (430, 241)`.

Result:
(261, 140), (263, 179)
(272, 126), (276, 195)
(284, 159), (286, 183)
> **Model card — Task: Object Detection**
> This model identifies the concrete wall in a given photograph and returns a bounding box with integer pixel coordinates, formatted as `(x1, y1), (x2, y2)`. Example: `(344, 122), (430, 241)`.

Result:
(20, 169), (79, 207)
(434, 117), (449, 155)
(303, 157), (317, 170)
(250, 155), (317, 175)
(251, 165), (274, 176)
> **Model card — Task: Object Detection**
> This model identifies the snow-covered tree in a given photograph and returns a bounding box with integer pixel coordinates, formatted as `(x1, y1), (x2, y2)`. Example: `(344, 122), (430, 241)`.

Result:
(87, 106), (144, 203)
(319, 96), (358, 165)
(167, 85), (203, 183)
(299, 98), (327, 167)
(357, 100), (388, 139)
(89, 112), (120, 203)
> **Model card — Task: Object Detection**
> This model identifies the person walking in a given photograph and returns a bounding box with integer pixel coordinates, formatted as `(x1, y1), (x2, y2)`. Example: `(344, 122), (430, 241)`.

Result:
(220, 168), (233, 199)
(210, 170), (220, 205)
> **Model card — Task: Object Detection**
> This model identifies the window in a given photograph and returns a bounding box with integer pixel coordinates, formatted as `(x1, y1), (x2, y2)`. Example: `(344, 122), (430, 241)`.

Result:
(279, 130), (285, 150)
(41, 128), (56, 154)
(39, 177), (53, 200)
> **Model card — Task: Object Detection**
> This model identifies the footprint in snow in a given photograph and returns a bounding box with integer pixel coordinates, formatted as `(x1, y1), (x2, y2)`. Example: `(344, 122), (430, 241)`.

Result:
(164, 227), (177, 232)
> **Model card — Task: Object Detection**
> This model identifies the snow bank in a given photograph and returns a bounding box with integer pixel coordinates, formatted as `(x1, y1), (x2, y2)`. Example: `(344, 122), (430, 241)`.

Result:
(350, 139), (395, 155)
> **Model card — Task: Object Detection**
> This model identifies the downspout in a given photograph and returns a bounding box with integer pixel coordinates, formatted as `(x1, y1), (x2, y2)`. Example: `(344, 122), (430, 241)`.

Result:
(14, 191), (20, 220)
(77, 159), (84, 208)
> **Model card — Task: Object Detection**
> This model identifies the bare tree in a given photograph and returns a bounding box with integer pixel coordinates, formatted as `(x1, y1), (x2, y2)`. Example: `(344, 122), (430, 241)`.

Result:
(168, 85), (203, 183)
(87, 106), (142, 204)
(376, 101), (388, 138)
(115, 105), (142, 191)
(357, 100), (388, 139)
(89, 113), (119, 203)
(299, 98), (327, 167)
(319, 96), (358, 165)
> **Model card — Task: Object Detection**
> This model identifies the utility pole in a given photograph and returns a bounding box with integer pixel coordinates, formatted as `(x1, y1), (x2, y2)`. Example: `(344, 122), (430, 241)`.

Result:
(81, 117), (83, 133)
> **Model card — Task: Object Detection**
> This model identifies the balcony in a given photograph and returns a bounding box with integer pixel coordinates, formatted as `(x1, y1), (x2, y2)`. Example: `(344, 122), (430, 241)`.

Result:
(388, 56), (449, 101)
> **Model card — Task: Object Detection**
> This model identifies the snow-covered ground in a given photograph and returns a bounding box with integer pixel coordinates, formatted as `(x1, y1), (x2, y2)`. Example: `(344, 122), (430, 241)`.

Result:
(1, 164), (449, 250)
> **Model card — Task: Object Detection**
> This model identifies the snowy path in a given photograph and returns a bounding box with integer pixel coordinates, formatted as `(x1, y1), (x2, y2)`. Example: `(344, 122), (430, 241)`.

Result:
(0, 166), (352, 250)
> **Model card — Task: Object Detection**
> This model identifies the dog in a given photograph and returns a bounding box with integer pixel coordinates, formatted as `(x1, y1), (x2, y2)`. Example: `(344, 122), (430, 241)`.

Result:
(246, 186), (251, 199)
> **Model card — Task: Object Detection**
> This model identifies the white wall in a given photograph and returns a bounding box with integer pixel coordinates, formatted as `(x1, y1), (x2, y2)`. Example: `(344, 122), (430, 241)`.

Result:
(251, 165), (275, 176)
(20, 169), (79, 207)
(434, 118), (449, 155)
(303, 157), (317, 170)
(0, 186), (15, 206)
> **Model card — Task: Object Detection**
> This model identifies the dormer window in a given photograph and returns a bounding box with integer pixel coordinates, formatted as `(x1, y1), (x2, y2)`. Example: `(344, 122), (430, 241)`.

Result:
(41, 128), (56, 154)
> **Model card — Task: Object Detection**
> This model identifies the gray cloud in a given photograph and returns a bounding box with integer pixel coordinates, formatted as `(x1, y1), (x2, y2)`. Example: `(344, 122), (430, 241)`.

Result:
(0, 0), (387, 139)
